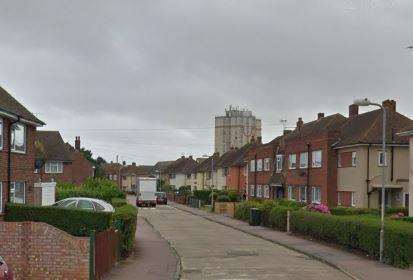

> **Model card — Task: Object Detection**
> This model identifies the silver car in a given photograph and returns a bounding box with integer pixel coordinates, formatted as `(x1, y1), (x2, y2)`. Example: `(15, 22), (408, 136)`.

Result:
(52, 197), (115, 212)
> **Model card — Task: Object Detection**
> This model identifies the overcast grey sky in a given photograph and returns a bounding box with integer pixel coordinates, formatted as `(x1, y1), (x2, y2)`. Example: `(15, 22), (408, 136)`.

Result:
(1, 0), (413, 164)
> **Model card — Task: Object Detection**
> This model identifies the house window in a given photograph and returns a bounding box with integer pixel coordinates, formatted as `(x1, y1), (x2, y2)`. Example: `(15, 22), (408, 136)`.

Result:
(299, 186), (307, 202)
(263, 158), (271, 171)
(311, 187), (321, 204)
(0, 118), (2, 150)
(249, 185), (255, 197)
(122, 176), (127, 180)
(351, 192), (356, 207)
(337, 153), (342, 168)
(276, 155), (283, 172)
(264, 185), (270, 199)
(10, 182), (25, 204)
(351, 152), (357, 167)
(289, 154), (297, 169)
(11, 123), (26, 153)
(250, 160), (255, 172)
(45, 161), (63, 174)
(312, 150), (322, 168)
(256, 185), (263, 198)
(299, 152), (308, 169)
(404, 193), (409, 208)
(256, 159), (263, 171)
(287, 186), (295, 201)
(378, 151), (387, 166)
(170, 174), (176, 179)
(337, 192), (342, 206)
(113, 174), (118, 180)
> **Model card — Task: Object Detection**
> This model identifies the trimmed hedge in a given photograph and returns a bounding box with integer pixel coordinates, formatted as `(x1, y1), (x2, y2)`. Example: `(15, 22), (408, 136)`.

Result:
(5, 203), (112, 237)
(331, 207), (409, 217)
(112, 204), (138, 257)
(112, 198), (127, 208)
(290, 210), (413, 268)
(193, 190), (211, 203)
(56, 178), (125, 203)
(269, 206), (292, 231)
(234, 200), (262, 221)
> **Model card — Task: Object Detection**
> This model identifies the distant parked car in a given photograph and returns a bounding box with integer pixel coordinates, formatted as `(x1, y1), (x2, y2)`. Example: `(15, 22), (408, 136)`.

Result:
(0, 256), (13, 280)
(52, 198), (115, 213)
(155, 192), (167, 205)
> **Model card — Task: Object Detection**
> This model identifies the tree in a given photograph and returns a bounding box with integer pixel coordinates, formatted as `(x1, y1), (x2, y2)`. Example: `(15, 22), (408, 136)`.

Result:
(79, 148), (107, 178)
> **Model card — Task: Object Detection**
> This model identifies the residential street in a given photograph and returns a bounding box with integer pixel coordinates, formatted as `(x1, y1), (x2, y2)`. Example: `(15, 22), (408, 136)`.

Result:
(140, 204), (351, 280)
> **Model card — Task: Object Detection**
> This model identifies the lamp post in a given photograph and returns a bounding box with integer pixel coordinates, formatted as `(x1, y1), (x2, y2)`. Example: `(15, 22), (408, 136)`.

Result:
(353, 98), (387, 263)
(211, 156), (214, 211)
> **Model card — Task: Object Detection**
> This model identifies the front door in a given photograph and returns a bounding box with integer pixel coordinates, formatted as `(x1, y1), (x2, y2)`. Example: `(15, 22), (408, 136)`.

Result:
(276, 186), (284, 199)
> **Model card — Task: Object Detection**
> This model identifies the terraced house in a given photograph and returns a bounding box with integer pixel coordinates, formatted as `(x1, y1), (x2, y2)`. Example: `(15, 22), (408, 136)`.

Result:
(193, 153), (220, 190)
(334, 100), (413, 208)
(0, 87), (45, 213)
(164, 156), (197, 189)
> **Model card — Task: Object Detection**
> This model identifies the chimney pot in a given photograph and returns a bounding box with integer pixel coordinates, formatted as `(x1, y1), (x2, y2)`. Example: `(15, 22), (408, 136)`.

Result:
(382, 99), (396, 112)
(296, 117), (304, 129)
(122, 161), (126, 166)
(189, 155), (193, 159)
(349, 104), (359, 118)
(317, 113), (324, 120)
(181, 155), (185, 159)
(75, 136), (81, 151)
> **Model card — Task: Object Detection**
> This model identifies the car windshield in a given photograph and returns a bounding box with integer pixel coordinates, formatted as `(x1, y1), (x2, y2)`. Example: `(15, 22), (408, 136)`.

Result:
(77, 200), (94, 211)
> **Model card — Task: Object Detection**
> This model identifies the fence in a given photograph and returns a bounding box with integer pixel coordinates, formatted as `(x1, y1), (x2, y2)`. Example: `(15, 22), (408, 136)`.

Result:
(92, 228), (120, 279)
(187, 196), (202, 208)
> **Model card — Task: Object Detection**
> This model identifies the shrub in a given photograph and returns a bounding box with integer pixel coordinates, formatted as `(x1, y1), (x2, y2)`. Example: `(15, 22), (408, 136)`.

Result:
(400, 217), (413, 223)
(306, 203), (330, 214)
(216, 195), (230, 202)
(56, 178), (125, 203)
(193, 190), (212, 203)
(277, 199), (306, 209)
(227, 191), (239, 202)
(386, 207), (408, 216)
(112, 204), (138, 257)
(234, 200), (262, 221)
(5, 203), (112, 237)
(178, 185), (192, 196)
(258, 200), (279, 226)
(112, 198), (127, 207)
(290, 210), (413, 268)
(331, 207), (379, 216)
(269, 206), (293, 231)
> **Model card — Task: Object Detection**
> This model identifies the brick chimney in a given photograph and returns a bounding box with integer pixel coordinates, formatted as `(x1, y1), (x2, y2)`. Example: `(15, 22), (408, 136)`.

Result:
(317, 113), (324, 120)
(132, 162), (136, 166)
(296, 117), (303, 130)
(75, 136), (81, 151)
(349, 104), (359, 118)
(122, 161), (126, 166)
(382, 99), (396, 112)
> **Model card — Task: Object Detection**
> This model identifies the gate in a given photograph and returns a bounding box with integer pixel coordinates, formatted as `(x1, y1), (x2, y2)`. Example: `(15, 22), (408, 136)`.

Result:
(91, 228), (120, 279)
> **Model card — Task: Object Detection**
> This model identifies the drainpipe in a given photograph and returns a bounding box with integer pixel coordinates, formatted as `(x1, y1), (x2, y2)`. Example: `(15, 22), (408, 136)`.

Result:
(307, 143), (311, 203)
(391, 146), (394, 182)
(8, 117), (20, 203)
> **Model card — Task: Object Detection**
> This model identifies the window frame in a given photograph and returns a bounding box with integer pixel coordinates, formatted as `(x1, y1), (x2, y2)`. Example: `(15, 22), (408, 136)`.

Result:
(337, 153), (342, 168)
(378, 151), (387, 166)
(312, 150), (322, 168)
(256, 159), (263, 171)
(289, 154), (297, 170)
(287, 186), (294, 201)
(263, 158), (271, 171)
(299, 152), (308, 169)
(311, 187), (321, 204)
(299, 186), (307, 202)
(250, 160), (255, 172)
(256, 185), (263, 198)
(276, 155), (283, 173)
(351, 192), (356, 207)
(337, 192), (342, 206)
(45, 161), (63, 174)
(351, 152), (357, 167)
(264, 185), (270, 199)
(10, 182), (25, 204)
(249, 185), (255, 197)
(11, 123), (27, 153)
(0, 118), (3, 150)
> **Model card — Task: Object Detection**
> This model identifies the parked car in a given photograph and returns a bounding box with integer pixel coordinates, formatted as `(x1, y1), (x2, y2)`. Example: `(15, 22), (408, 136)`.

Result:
(155, 192), (167, 205)
(0, 256), (13, 280)
(52, 198), (115, 213)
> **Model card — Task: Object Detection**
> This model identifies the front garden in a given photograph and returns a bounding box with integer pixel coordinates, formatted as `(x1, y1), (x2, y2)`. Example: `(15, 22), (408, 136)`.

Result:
(234, 200), (413, 268)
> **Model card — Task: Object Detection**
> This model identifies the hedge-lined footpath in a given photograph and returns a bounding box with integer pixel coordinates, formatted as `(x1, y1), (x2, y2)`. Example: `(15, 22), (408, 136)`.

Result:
(5, 203), (112, 237)
(56, 178), (125, 203)
(291, 210), (413, 268)
(113, 204), (138, 257)
(234, 200), (413, 268)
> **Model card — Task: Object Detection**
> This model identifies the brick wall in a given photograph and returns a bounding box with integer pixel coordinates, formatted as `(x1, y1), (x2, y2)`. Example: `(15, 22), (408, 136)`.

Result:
(0, 119), (37, 211)
(0, 221), (90, 279)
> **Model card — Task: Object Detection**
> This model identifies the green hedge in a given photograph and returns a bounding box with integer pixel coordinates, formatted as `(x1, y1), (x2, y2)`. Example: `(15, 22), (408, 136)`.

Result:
(258, 200), (279, 226)
(56, 178), (125, 203)
(5, 203), (112, 237)
(113, 204), (138, 257)
(112, 198), (127, 208)
(269, 206), (292, 231)
(234, 200), (262, 221)
(290, 210), (413, 268)
(193, 190), (211, 203)
(331, 207), (409, 216)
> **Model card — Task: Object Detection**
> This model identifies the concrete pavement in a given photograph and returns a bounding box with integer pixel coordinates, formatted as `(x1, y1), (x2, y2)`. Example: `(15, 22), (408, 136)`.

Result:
(105, 215), (179, 280)
(141, 205), (351, 280)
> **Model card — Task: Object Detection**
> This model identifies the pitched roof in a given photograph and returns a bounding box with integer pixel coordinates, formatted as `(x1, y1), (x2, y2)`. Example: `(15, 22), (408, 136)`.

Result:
(216, 142), (258, 168)
(153, 161), (174, 173)
(164, 156), (198, 174)
(0, 86), (45, 125)
(35, 131), (73, 162)
(121, 165), (154, 176)
(334, 109), (413, 148)
(284, 114), (347, 140)
(103, 163), (123, 174)
(195, 153), (221, 172)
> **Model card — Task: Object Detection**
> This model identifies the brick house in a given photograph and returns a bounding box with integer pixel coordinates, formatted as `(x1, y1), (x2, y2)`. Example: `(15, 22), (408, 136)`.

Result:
(334, 100), (413, 208)
(35, 131), (94, 185)
(163, 156), (198, 189)
(121, 163), (154, 192)
(103, 162), (123, 187)
(0, 87), (45, 213)
(282, 113), (347, 206)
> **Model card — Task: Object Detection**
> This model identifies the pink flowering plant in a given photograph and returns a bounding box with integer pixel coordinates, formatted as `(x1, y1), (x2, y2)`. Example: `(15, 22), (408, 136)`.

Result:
(306, 203), (331, 214)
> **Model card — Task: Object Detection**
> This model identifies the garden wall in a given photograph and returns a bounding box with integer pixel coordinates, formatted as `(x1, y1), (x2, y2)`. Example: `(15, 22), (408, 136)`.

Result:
(0, 221), (90, 279)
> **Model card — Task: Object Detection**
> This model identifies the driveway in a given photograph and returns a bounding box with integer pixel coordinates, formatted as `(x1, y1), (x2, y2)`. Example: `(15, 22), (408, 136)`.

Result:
(141, 205), (352, 280)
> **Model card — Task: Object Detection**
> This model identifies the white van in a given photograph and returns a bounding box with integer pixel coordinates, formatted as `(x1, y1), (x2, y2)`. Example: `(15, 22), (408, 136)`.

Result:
(136, 177), (157, 207)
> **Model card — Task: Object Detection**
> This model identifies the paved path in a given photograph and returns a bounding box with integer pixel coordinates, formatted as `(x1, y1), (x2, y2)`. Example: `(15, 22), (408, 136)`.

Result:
(141, 205), (351, 280)
(105, 215), (178, 280)
(171, 202), (413, 280)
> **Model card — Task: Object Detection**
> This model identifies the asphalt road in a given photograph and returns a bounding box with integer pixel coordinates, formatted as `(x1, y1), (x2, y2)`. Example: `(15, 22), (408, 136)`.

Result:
(140, 205), (351, 280)
(105, 214), (178, 280)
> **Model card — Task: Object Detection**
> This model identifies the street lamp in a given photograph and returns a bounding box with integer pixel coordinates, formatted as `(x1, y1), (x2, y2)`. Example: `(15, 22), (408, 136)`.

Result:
(353, 98), (387, 263)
